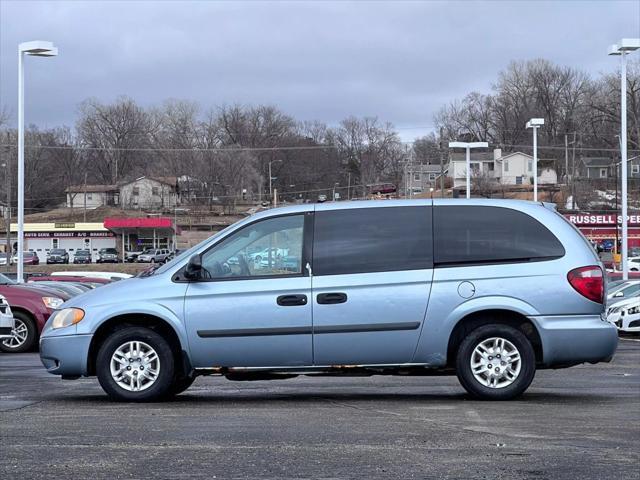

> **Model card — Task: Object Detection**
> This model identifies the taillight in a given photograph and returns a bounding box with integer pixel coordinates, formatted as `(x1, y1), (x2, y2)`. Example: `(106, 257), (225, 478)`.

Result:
(567, 266), (604, 303)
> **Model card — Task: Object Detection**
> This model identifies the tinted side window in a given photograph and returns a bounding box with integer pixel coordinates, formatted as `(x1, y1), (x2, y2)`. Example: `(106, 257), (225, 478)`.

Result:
(313, 206), (432, 276)
(433, 206), (565, 265)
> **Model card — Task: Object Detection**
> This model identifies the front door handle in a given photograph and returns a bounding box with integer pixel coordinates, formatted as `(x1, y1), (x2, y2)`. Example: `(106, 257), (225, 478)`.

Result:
(277, 294), (308, 306)
(317, 292), (348, 305)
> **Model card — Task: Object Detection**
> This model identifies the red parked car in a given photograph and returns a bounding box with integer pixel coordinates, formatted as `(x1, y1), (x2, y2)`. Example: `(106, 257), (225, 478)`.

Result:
(10, 251), (40, 265)
(0, 273), (69, 353)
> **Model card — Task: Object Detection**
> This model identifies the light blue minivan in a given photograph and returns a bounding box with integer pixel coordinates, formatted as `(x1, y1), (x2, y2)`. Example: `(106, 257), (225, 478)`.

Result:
(39, 199), (618, 401)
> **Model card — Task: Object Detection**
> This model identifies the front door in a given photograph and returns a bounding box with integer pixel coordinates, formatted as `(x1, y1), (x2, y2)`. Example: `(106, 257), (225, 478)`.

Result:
(184, 213), (313, 368)
(311, 204), (434, 366)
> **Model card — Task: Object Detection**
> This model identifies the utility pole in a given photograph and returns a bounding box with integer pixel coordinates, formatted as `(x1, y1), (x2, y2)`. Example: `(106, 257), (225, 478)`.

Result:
(4, 133), (11, 261)
(571, 132), (577, 210)
(347, 172), (351, 200)
(83, 172), (88, 223)
(439, 127), (445, 198)
(564, 134), (569, 184)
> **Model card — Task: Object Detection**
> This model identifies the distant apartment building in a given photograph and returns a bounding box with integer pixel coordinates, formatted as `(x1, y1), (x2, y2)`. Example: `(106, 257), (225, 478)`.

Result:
(404, 164), (445, 194)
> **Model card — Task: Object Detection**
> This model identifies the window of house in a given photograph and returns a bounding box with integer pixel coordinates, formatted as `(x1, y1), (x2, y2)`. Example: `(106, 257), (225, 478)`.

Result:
(132, 187), (140, 196)
(413, 173), (421, 181)
(313, 207), (432, 276)
(152, 187), (159, 196)
(488, 163), (494, 171)
(201, 214), (305, 279)
(87, 193), (93, 200)
(504, 160), (509, 172)
(429, 173), (437, 180)
(632, 165), (639, 174)
(528, 160), (533, 172)
(600, 168), (607, 178)
(433, 206), (565, 265)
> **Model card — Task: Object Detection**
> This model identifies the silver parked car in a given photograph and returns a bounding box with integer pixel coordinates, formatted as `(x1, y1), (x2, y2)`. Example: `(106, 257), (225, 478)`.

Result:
(39, 199), (617, 402)
(0, 295), (15, 340)
(136, 249), (171, 263)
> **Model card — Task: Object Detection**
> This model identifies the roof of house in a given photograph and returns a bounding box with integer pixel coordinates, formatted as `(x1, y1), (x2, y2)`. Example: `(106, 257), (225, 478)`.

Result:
(65, 184), (118, 193)
(121, 176), (178, 187)
(581, 157), (615, 168)
(412, 164), (444, 173)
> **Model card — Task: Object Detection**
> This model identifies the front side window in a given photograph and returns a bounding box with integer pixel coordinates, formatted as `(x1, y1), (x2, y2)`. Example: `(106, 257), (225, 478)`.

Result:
(434, 206), (565, 265)
(313, 206), (432, 276)
(413, 173), (421, 181)
(201, 215), (304, 279)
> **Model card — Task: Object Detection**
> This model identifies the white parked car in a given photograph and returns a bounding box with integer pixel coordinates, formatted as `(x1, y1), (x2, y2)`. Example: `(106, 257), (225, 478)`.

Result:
(0, 294), (15, 340)
(607, 293), (640, 333)
(627, 256), (640, 272)
(607, 280), (640, 303)
(51, 272), (133, 281)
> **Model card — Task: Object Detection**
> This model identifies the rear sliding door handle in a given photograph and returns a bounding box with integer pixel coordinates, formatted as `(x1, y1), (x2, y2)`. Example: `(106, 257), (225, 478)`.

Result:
(277, 294), (308, 306)
(316, 292), (348, 305)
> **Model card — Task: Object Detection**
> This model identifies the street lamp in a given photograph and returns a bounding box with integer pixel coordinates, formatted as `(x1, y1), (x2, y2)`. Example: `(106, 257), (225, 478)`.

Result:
(332, 182), (340, 201)
(526, 118), (544, 202)
(448, 141), (489, 198)
(609, 38), (640, 281)
(17, 41), (58, 283)
(268, 159), (282, 205)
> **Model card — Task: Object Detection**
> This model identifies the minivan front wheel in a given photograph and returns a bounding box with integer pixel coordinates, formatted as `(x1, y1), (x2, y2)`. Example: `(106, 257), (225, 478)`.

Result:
(96, 327), (175, 402)
(455, 324), (535, 400)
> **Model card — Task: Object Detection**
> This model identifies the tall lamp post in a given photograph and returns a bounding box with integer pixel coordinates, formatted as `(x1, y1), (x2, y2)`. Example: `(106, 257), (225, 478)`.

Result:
(609, 38), (640, 281)
(17, 41), (58, 283)
(448, 141), (488, 198)
(526, 118), (544, 202)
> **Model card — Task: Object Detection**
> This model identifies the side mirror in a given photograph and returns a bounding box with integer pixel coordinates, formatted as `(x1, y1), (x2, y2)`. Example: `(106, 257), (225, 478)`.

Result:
(184, 254), (203, 280)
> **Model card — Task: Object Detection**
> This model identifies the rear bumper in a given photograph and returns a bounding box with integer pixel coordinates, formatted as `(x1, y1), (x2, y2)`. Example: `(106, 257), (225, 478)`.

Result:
(530, 314), (618, 367)
(39, 334), (92, 377)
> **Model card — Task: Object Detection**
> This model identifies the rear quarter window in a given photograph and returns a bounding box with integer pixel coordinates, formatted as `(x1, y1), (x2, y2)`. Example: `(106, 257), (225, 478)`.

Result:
(434, 206), (565, 265)
(313, 206), (433, 276)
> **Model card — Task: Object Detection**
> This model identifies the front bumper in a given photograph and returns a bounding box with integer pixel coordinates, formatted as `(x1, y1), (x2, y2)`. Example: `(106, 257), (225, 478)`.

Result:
(530, 314), (618, 367)
(39, 334), (92, 377)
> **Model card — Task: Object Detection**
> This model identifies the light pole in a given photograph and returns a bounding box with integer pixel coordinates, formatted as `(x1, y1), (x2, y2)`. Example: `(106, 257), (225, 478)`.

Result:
(17, 41), (58, 283)
(448, 141), (489, 199)
(526, 118), (544, 202)
(609, 38), (640, 281)
(332, 182), (339, 201)
(268, 159), (282, 205)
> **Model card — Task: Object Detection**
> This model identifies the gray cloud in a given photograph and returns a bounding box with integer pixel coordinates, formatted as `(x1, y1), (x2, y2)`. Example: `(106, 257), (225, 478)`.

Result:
(0, 0), (638, 140)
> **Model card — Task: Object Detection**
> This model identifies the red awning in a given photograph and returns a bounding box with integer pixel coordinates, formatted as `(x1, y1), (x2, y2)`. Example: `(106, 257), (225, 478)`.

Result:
(104, 217), (173, 229)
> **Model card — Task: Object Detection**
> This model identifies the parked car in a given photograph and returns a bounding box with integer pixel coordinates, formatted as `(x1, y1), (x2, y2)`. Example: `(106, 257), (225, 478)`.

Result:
(0, 252), (8, 266)
(51, 271), (131, 281)
(28, 276), (112, 287)
(46, 248), (69, 264)
(39, 199), (617, 402)
(0, 273), (68, 353)
(125, 251), (143, 263)
(627, 257), (640, 272)
(26, 280), (86, 298)
(73, 249), (92, 264)
(97, 248), (119, 264)
(607, 293), (640, 333)
(136, 248), (171, 263)
(11, 251), (40, 265)
(0, 294), (15, 340)
(607, 280), (640, 304)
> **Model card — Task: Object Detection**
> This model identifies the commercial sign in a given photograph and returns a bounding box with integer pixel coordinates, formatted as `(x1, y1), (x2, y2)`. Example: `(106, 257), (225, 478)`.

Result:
(564, 214), (640, 226)
(54, 222), (76, 229)
(25, 231), (114, 238)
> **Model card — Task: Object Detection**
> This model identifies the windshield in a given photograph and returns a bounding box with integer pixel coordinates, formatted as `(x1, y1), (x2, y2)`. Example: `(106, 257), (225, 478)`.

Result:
(76, 250), (90, 255)
(50, 249), (66, 254)
(0, 273), (15, 285)
(100, 249), (117, 254)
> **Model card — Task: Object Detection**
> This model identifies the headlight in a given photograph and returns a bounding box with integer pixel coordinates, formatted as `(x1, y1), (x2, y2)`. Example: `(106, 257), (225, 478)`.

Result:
(42, 297), (64, 309)
(51, 308), (85, 329)
(627, 306), (640, 315)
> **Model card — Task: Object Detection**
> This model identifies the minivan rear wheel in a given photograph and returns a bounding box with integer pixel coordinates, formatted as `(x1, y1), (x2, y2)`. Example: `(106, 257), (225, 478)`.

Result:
(455, 324), (535, 400)
(96, 326), (175, 402)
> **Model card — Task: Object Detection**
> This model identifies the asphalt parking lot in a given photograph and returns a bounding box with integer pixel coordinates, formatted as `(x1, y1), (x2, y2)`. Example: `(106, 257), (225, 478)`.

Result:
(1, 339), (639, 480)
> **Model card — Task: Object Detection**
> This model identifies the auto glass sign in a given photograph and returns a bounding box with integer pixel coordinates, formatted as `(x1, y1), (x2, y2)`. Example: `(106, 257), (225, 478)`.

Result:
(566, 214), (640, 226)
(54, 222), (76, 228)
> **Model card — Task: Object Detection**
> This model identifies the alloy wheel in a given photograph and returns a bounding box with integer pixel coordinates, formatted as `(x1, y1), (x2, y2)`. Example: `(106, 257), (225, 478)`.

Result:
(2, 318), (28, 349)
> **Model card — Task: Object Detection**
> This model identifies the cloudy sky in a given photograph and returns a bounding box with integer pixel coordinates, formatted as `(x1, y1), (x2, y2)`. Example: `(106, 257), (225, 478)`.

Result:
(0, 0), (638, 140)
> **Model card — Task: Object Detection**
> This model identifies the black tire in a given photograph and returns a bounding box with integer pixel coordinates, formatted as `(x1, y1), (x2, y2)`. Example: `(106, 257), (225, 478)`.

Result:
(96, 326), (175, 402)
(0, 311), (38, 353)
(165, 374), (197, 398)
(455, 324), (536, 401)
